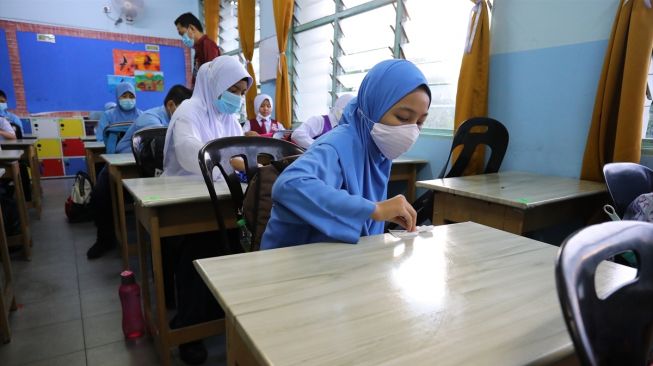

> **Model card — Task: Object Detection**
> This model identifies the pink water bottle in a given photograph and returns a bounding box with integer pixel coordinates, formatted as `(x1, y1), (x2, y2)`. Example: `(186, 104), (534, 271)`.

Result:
(119, 270), (145, 339)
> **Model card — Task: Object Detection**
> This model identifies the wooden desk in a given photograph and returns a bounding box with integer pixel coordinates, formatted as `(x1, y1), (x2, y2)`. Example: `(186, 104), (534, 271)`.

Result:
(0, 167), (16, 343)
(195, 222), (633, 366)
(390, 157), (427, 202)
(0, 139), (42, 219)
(100, 153), (138, 269)
(0, 151), (31, 260)
(84, 141), (105, 184)
(416, 171), (608, 235)
(124, 176), (239, 366)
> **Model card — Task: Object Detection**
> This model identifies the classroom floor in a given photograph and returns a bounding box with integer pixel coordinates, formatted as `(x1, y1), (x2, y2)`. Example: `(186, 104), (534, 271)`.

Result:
(0, 179), (227, 366)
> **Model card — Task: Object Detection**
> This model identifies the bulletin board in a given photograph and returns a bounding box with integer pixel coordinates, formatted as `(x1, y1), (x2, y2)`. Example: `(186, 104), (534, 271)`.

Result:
(0, 29), (17, 109)
(16, 31), (186, 113)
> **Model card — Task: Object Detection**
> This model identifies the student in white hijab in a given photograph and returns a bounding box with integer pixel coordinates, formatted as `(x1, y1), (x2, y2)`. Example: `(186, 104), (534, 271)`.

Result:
(242, 94), (285, 136)
(162, 55), (252, 365)
(291, 93), (354, 149)
(163, 55), (253, 176)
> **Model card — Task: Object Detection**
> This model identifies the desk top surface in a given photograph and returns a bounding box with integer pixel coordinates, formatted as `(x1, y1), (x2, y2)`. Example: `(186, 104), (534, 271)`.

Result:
(416, 171), (607, 209)
(0, 139), (37, 147)
(196, 222), (633, 366)
(0, 150), (24, 161)
(392, 156), (428, 165)
(123, 175), (237, 207)
(100, 153), (135, 166)
(84, 141), (105, 149)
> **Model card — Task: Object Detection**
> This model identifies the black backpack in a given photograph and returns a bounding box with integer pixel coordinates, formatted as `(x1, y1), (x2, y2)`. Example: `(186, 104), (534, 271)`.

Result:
(65, 171), (93, 223)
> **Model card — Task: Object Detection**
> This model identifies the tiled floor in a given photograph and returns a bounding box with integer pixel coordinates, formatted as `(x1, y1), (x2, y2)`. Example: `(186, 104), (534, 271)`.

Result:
(0, 179), (227, 365)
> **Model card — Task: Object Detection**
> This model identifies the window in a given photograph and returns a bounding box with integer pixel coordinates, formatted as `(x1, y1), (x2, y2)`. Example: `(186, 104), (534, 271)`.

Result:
(644, 53), (653, 139)
(291, 0), (473, 131)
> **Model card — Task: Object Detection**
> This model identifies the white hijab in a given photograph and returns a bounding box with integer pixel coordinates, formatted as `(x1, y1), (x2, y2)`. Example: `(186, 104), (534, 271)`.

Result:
(163, 56), (253, 176)
(254, 94), (273, 116)
(331, 93), (355, 123)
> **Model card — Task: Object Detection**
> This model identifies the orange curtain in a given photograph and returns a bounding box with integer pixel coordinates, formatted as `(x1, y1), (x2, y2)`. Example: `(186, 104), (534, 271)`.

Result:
(204, 0), (219, 43)
(581, 0), (653, 181)
(452, 0), (490, 175)
(273, 0), (294, 128)
(238, 0), (258, 120)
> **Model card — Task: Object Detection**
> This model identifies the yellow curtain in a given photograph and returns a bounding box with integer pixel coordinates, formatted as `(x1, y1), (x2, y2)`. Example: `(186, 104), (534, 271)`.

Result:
(238, 0), (258, 120)
(452, 0), (490, 176)
(273, 0), (294, 128)
(204, 0), (219, 43)
(581, 0), (653, 181)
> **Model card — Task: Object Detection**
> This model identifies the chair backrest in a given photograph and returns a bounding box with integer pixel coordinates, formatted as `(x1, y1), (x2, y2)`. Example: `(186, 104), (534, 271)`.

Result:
(555, 221), (653, 366)
(9, 122), (23, 139)
(603, 162), (653, 218)
(439, 117), (509, 178)
(198, 136), (305, 247)
(131, 127), (167, 178)
(103, 121), (133, 154)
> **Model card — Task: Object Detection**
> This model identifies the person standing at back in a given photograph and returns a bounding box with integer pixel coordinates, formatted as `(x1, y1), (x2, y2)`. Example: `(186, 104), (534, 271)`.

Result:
(174, 12), (220, 86)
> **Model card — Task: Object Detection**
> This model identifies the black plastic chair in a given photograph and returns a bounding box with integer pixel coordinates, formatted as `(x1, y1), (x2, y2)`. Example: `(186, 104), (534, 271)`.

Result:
(131, 127), (167, 178)
(555, 221), (653, 366)
(411, 117), (509, 226)
(198, 136), (305, 250)
(603, 163), (653, 219)
(9, 122), (22, 139)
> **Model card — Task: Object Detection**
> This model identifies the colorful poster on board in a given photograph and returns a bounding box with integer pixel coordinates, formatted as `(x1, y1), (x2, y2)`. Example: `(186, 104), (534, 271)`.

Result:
(134, 71), (164, 91)
(107, 75), (136, 93)
(112, 50), (161, 76)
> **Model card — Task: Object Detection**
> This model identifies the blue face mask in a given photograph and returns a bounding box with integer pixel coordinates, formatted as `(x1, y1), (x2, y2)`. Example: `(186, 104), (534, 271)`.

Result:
(119, 98), (136, 111)
(0, 103), (7, 111)
(213, 91), (243, 115)
(181, 33), (194, 48)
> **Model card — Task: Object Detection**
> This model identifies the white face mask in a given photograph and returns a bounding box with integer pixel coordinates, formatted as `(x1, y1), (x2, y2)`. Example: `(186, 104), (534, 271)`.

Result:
(370, 123), (420, 160)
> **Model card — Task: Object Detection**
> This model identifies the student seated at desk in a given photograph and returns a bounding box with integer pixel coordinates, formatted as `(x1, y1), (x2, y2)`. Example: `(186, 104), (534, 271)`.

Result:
(114, 84), (191, 153)
(96, 82), (143, 142)
(242, 94), (284, 137)
(86, 86), (192, 259)
(291, 93), (354, 149)
(262, 60), (430, 249)
(0, 117), (16, 141)
(0, 90), (22, 128)
(162, 55), (252, 365)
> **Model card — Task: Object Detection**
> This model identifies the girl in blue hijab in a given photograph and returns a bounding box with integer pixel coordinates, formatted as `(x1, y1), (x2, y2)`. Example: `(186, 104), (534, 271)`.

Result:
(97, 82), (143, 141)
(261, 59), (431, 249)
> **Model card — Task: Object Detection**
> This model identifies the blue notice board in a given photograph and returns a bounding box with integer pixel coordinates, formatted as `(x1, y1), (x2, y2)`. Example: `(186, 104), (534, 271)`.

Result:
(16, 31), (186, 113)
(0, 29), (17, 109)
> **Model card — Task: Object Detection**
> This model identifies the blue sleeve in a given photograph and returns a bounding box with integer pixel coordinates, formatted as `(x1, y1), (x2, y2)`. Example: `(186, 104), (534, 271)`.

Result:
(97, 112), (109, 142)
(7, 113), (22, 127)
(115, 114), (158, 153)
(271, 143), (377, 243)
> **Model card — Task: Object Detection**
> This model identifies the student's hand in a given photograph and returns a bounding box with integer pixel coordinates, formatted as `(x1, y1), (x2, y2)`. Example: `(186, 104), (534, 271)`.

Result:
(370, 195), (417, 232)
(244, 131), (259, 137)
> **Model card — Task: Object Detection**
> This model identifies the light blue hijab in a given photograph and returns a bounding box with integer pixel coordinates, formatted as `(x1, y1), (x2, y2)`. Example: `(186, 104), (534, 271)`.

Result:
(105, 82), (141, 123)
(261, 59), (429, 249)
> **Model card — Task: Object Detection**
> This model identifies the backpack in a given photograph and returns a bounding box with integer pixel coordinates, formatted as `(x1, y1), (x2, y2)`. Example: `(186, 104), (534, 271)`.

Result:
(239, 155), (300, 251)
(65, 171), (94, 223)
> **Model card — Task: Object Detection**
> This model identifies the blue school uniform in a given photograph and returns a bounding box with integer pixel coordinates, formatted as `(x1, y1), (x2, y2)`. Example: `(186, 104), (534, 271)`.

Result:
(0, 109), (21, 127)
(261, 59), (430, 249)
(97, 82), (142, 141)
(115, 105), (169, 153)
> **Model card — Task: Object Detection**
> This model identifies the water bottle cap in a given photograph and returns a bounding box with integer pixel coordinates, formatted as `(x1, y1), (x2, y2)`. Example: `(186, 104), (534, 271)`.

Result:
(120, 270), (135, 284)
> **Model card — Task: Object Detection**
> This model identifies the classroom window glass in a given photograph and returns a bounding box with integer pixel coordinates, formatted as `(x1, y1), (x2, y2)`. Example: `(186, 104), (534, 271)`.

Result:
(290, 0), (473, 131)
(292, 23), (335, 123)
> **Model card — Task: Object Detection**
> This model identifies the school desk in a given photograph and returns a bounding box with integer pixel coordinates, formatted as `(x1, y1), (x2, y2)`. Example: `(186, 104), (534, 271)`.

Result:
(195, 221), (634, 366)
(0, 151), (31, 260)
(0, 167), (16, 343)
(123, 175), (240, 366)
(416, 171), (608, 235)
(100, 153), (138, 269)
(84, 141), (105, 184)
(0, 139), (43, 219)
(390, 157), (427, 202)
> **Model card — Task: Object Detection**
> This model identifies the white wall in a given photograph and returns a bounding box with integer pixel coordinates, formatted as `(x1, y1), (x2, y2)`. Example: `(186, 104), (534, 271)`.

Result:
(0, 0), (199, 39)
